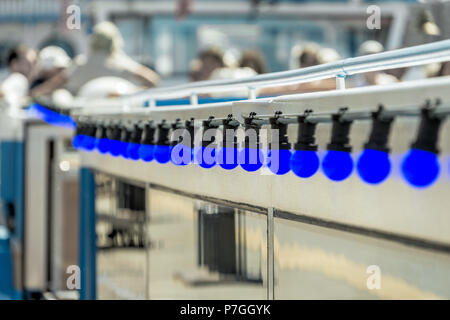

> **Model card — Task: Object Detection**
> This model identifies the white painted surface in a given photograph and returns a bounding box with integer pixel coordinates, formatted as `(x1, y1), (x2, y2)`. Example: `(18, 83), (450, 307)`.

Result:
(81, 77), (450, 246)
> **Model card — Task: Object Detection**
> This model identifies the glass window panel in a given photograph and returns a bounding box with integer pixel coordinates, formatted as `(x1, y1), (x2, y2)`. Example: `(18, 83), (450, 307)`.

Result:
(147, 189), (267, 299)
(274, 217), (450, 299)
(95, 175), (147, 300)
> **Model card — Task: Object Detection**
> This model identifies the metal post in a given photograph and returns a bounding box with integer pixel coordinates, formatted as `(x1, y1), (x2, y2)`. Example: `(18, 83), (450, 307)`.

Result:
(267, 207), (274, 300)
(144, 183), (150, 300)
(79, 168), (96, 300)
(336, 74), (346, 90)
(248, 86), (257, 100)
(190, 92), (198, 105)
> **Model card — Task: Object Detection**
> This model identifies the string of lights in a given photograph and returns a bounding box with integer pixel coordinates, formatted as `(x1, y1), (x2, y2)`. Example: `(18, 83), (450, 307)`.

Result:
(29, 40), (450, 191)
(67, 99), (449, 189)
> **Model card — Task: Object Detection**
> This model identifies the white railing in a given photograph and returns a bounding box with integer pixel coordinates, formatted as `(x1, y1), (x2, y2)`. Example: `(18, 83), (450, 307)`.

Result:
(70, 39), (450, 114)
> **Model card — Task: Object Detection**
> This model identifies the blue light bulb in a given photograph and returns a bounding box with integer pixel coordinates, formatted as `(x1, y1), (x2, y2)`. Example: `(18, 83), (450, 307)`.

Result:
(108, 140), (122, 157)
(239, 148), (264, 172)
(322, 150), (354, 182)
(170, 144), (192, 166)
(195, 147), (216, 169)
(267, 149), (292, 175)
(119, 142), (130, 159)
(357, 149), (391, 185)
(154, 145), (171, 164)
(290, 150), (320, 178)
(216, 147), (239, 170)
(72, 135), (83, 149)
(138, 144), (154, 162)
(401, 148), (440, 188)
(126, 142), (141, 161)
(96, 138), (110, 154)
(82, 136), (96, 151)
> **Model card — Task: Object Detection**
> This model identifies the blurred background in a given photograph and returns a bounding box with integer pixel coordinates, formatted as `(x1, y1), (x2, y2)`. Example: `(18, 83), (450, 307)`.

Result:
(0, 0), (449, 93)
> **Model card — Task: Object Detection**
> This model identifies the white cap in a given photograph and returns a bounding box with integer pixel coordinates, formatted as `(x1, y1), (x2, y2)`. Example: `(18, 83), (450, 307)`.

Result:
(317, 48), (341, 64)
(358, 40), (384, 56)
(90, 21), (124, 54)
(39, 46), (71, 70)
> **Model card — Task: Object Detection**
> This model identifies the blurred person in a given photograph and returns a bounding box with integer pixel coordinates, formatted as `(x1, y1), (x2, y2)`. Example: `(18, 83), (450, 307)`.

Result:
(423, 61), (450, 79)
(239, 50), (267, 74)
(29, 46), (75, 106)
(63, 21), (159, 95)
(4, 45), (37, 79)
(261, 46), (339, 96)
(65, 21), (159, 94)
(400, 64), (427, 82)
(0, 45), (37, 105)
(424, 62), (442, 78)
(316, 47), (341, 65)
(31, 46), (71, 90)
(297, 47), (341, 91)
(306, 47), (342, 89)
(289, 42), (320, 70)
(209, 49), (265, 81)
(353, 40), (399, 87)
(437, 61), (450, 77)
(189, 48), (224, 81)
(207, 50), (265, 97)
(188, 59), (203, 82)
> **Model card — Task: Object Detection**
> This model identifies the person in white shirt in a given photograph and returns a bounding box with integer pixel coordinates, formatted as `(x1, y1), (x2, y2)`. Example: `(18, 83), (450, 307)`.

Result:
(65, 21), (160, 95)
(0, 45), (37, 106)
(31, 21), (160, 98)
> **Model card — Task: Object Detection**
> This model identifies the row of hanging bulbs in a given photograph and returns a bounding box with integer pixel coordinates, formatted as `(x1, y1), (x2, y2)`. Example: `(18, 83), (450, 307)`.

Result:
(72, 102), (448, 189)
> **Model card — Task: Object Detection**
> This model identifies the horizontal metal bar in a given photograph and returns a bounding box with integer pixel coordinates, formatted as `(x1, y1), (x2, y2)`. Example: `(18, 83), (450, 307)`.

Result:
(148, 183), (268, 215)
(234, 104), (450, 125)
(117, 40), (450, 105)
(275, 210), (450, 255)
(75, 104), (450, 127)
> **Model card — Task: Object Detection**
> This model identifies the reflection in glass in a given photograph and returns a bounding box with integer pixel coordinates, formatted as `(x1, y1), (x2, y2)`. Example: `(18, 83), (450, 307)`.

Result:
(147, 190), (267, 299)
(95, 174), (147, 300)
(274, 218), (450, 299)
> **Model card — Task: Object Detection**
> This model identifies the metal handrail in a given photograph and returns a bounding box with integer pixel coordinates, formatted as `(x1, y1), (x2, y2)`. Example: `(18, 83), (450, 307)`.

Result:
(118, 39), (450, 105)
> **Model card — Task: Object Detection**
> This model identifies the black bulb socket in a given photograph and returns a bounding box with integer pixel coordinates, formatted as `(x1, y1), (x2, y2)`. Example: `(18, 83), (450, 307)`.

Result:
(156, 121), (171, 146)
(170, 119), (184, 147)
(96, 122), (108, 140)
(172, 119), (194, 148)
(242, 116), (262, 150)
(185, 119), (195, 149)
(107, 123), (122, 141)
(327, 113), (353, 152)
(119, 124), (132, 143)
(201, 118), (219, 148)
(269, 117), (291, 150)
(364, 108), (394, 153)
(294, 115), (318, 151)
(85, 122), (97, 138)
(411, 107), (444, 154)
(221, 118), (238, 149)
(108, 123), (121, 141)
(141, 122), (156, 145)
(75, 121), (83, 136)
(130, 123), (143, 144)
